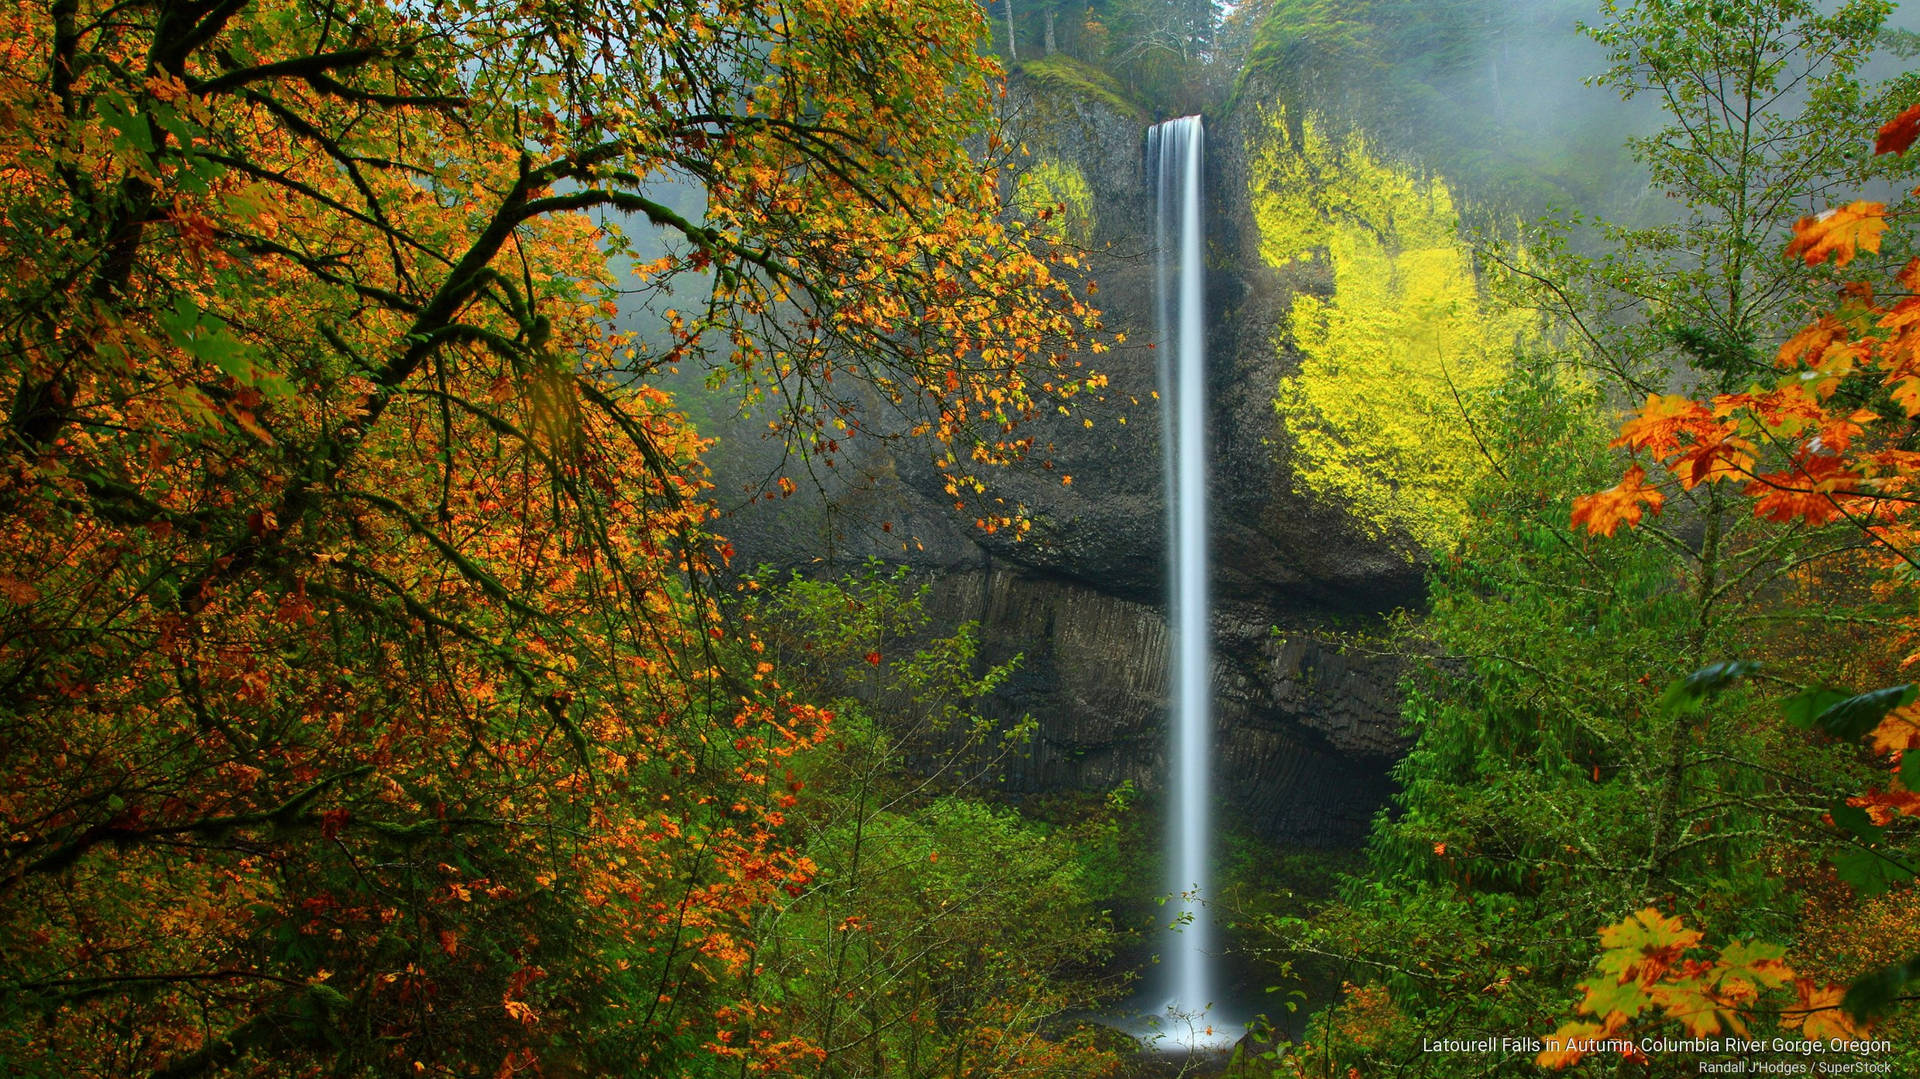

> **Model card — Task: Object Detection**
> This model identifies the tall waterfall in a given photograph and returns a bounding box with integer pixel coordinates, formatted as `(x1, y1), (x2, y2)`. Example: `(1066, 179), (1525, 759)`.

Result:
(1150, 114), (1212, 1027)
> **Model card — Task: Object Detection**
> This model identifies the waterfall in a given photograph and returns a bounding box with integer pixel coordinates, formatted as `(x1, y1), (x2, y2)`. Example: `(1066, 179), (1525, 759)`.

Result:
(1150, 114), (1213, 1031)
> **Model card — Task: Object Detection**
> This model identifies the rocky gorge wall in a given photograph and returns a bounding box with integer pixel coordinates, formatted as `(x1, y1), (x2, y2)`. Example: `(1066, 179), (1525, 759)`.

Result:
(701, 66), (1428, 846)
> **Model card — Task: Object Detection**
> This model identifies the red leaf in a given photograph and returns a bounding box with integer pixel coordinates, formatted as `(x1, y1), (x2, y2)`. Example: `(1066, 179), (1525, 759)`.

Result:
(1878, 102), (1920, 156)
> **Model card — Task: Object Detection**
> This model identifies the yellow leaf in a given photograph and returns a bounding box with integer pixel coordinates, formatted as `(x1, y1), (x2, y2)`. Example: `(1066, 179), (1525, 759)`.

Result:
(1869, 704), (1920, 757)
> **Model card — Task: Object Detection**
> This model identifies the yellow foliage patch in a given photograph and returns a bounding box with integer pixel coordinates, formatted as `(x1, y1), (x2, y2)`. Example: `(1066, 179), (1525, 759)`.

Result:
(1251, 108), (1537, 552)
(1012, 158), (1095, 246)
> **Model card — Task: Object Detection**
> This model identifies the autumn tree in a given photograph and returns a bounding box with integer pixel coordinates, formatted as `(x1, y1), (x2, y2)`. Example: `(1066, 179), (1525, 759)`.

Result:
(1501, 0), (1920, 911)
(0, 0), (1104, 1075)
(1252, 106), (1534, 552)
(1545, 94), (1920, 1073)
(1256, 2), (1920, 1075)
(1036, 0), (1223, 111)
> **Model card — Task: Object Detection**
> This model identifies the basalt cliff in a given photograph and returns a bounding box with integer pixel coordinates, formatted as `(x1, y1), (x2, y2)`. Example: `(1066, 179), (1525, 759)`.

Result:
(700, 66), (1448, 846)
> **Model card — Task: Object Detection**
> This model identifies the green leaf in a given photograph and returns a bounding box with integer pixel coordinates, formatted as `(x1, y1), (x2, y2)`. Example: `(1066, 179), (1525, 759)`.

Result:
(149, 101), (194, 145)
(1830, 802), (1885, 844)
(1842, 953), (1920, 1021)
(1579, 971), (1653, 1021)
(1716, 939), (1791, 989)
(158, 295), (265, 385)
(1783, 686), (1853, 729)
(97, 92), (154, 154)
(1832, 849), (1917, 897)
(1659, 660), (1759, 713)
(176, 150), (227, 194)
(1811, 685), (1917, 741)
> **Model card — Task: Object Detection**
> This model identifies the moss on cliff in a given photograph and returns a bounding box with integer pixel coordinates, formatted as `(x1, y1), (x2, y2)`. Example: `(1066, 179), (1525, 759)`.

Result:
(1015, 54), (1147, 122)
(1251, 108), (1535, 553)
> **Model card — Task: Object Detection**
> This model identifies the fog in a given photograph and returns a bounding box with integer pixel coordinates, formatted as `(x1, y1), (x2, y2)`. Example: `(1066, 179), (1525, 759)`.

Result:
(1240, 0), (1920, 224)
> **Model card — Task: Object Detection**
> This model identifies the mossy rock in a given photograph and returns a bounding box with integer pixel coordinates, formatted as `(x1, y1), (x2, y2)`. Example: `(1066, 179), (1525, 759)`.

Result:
(1016, 54), (1149, 123)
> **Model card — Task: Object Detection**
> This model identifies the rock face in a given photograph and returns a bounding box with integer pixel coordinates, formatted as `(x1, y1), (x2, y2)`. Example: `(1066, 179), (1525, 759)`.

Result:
(918, 567), (1401, 844)
(703, 71), (1418, 847)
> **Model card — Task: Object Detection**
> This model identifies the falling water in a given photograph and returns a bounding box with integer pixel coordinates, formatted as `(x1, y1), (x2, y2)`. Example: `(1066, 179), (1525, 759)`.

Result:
(1149, 114), (1213, 1033)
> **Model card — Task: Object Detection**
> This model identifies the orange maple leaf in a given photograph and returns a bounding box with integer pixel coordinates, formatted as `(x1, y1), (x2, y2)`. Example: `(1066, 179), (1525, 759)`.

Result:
(1782, 979), (1870, 1042)
(1673, 430), (1758, 489)
(1537, 1020), (1612, 1069)
(1572, 465), (1666, 537)
(1785, 202), (1888, 268)
(1849, 786), (1920, 824)
(1777, 315), (1852, 368)
(1743, 452), (1861, 525)
(1869, 705), (1920, 757)
(1614, 394), (1718, 458)
(1597, 907), (1704, 988)
(1878, 102), (1920, 156)
(1878, 295), (1920, 335)
(1647, 978), (1741, 1037)
(1889, 372), (1920, 418)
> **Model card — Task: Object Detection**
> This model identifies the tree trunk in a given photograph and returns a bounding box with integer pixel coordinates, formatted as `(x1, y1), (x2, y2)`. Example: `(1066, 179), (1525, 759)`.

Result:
(1646, 484), (1725, 898)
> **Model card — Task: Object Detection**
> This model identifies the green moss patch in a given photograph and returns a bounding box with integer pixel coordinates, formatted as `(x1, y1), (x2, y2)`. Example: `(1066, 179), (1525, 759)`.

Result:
(1017, 54), (1148, 121)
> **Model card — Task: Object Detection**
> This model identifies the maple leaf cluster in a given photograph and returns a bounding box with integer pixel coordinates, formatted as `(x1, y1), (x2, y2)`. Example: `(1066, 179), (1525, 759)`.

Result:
(1571, 108), (1920, 552)
(1539, 908), (1863, 1068)
(1572, 113), (1920, 732)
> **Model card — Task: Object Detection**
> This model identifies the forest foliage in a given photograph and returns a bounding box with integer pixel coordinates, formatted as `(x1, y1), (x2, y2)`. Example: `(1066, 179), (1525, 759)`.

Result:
(15, 0), (1920, 1075)
(0, 0), (1121, 1075)
(1245, 1), (1920, 1076)
(1236, 0), (1658, 219)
